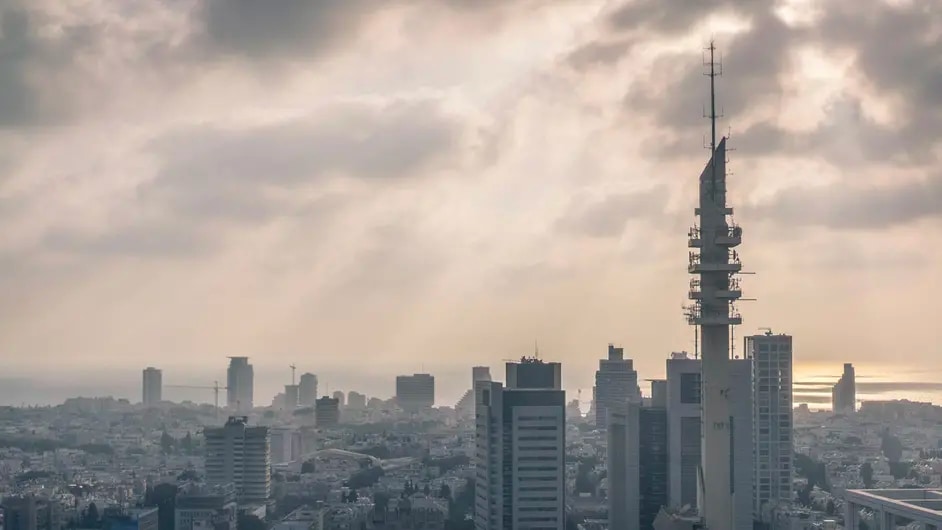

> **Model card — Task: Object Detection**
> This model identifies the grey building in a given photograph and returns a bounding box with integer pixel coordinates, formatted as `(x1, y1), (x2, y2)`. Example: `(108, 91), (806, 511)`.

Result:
(284, 385), (299, 410)
(298, 373), (318, 407)
(347, 391), (366, 409)
(745, 332), (794, 521)
(0, 496), (63, 530)
(204, 416), (270, 503)
(225, 357), (254, 412)
(608, 401), (668, 530)
(142, 367), (162, 407)
(396, 374), (435, 412)
(475, 358), (566, 530)
(315, 396), (340, 427)
(832, 363), (856, 413)
(174, 484), (237, 530)
(593, 344), (641, 427)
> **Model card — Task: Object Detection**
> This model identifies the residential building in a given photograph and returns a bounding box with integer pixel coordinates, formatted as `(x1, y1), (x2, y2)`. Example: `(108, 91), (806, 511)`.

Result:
(204, 416), (271, 503)
(226, 357), (254, 412)
(475, 358), (566, 530)
(396, 374), (435, 412)
(745, 332), (794, 521)
(0, 495), (63, 530)
(594, 344), (641, 427)
(174, 484), (237, 530)
(270, 427), (302, 464)
(142, 367), (162, 407)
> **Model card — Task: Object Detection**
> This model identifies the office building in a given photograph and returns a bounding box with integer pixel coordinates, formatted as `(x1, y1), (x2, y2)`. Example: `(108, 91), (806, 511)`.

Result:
(506, 357), (561, 389)
(204, 416), (270, 503)
(226, 357), (254, 412)
(745, 332), (794, 520)
(284, 385), (299, 410)
(333, 390), (345, 407)
(457, 366), (492, 418)
(832, 363), (856, 413)
(472, 366), (492, 384)
(142, 367), (162, 407)
(593, 344), (641, 427)
(396, 373), (435, 412)
(315, 396), (340, 427)
(608, 400), (668, 530)
(0, 495), (63, 530)
(347, 391), (366, 409)
(298, 373), (318, 407)
(174, 484), (237, 530)
(665, 353), (753, 530)
(475, 358), (565, 530)
(650, 379), (667, 408)
(270, 427), (302, 465)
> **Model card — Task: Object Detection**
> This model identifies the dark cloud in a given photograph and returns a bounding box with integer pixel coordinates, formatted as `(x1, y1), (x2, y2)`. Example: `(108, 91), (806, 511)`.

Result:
(742, 172), (942, 230)
(607, 0), (763, 35)
(145, 99), (462, 221)
(566, 39), (634, 71)
(43, 219), (217, 259)
(556, 186), (667, 238)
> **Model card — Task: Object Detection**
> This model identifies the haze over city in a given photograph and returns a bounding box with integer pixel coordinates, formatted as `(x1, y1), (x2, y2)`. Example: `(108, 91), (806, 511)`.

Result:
(0, 0), (939, 407)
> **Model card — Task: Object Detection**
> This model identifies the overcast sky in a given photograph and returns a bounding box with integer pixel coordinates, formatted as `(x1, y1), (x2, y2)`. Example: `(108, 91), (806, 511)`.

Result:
(0, 0), (939, 405)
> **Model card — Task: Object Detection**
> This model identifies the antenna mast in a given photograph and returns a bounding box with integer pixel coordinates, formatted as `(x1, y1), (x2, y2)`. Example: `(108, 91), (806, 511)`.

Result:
(704, 39), (723, 200)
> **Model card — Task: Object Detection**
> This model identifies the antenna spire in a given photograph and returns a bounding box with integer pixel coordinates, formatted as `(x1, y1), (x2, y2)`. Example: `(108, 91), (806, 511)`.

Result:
(703, 39), (723, 200)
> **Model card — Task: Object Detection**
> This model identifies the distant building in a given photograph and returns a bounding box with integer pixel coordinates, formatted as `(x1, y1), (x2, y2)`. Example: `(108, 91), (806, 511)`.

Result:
(332, 390), (345, 407)
(745, 332), (794, 520)
(832, 363), (856, 413)
(475, 358), (565, 530)
(284, 385), (299, 410)
(665, 353), (753, 530)
(226, 357), (254, 412)
(270, 427), (302, 465)
(102, 508), (158, 530)
(0, 495), (63, 530)
(204, 416), (270, 503)
(174, 484), (237, 530)
(346, 391), (366, 409)
(396, 374), (435, 412)
(457, 366), (492, 417)
(315, 396), (340, 427)
(593, 344), (641, 427)
(608, 400), (668, 530)
(298, 373), (318, 407)
(142, 367), (162, 407)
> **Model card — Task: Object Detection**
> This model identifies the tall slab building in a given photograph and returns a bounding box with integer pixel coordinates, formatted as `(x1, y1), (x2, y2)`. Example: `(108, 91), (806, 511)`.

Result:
(298, 373), (318, 407)
(608, 399), (668, 530)
(226, 357), (254, 412)
(142, 367), (162, 407)
(475, 358), (565, 530)
(593, 344), (641, 427)
(745, 332), (794, 521)
(204, 416), (270, 503)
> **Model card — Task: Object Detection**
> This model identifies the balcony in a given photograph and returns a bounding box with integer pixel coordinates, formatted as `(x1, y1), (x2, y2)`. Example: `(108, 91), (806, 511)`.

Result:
(716, 225), (742, 247)
(688, 278), (742, 300)
(686, 307), (743, 326)
(688, 250), (742, 274)
(688, 227), (701, 248)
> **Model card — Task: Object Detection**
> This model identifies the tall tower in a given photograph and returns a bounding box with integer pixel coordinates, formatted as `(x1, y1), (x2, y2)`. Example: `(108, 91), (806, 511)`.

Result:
(204, 416), (270, 503)
(142, 367), (162, 407)
(226, 357), (254, 412)
(594, 344), (641, 427)
(685, 41), (743, 530)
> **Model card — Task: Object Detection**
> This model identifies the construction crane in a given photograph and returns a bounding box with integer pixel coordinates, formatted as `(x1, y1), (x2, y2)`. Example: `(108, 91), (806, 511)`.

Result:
(289, 364), (297, 386)
(165, 381), (227, 418)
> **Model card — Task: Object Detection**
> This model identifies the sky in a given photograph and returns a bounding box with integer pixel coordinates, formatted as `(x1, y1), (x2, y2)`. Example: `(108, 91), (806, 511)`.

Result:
(0, 0), (939, 406)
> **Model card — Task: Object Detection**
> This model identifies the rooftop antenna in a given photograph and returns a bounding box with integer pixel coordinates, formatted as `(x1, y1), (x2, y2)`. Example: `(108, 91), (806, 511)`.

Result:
(703, 38), (723, 201)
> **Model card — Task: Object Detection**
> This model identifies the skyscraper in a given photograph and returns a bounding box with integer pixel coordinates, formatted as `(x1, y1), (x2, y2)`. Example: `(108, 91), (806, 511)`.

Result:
(475, 358), (565, 530)
(506, 357), (561, 389)
(204, 416), (270, 503)
(395, 373), (435, 412)
(665, 353), (753, 530)
(332, 390), (345, 408)
(347, 391), (366, 409)
(594, 344), (641, 427)
(226, 357), (254, 412)
(832, 363), (856, 413)
(298, 373), (318, 407)
(608, 400), (668, 530)
(142, 367), (162, 407)
(683, 42), (743, 530)
(457, 366), (492, 418)
(284, 385), (299, 410)
(745, 332), (794, 521)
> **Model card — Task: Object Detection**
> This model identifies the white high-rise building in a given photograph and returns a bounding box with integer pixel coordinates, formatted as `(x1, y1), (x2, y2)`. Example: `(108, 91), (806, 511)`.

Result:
(745, 332), (794, 521)
(142, 367), (162, 407)
(666, 353), (753, 530)
(299, 373), (318, 407)
(270, 426), (302, 465)
(475, 358), (565, 530)
(226, 357), (254, 412)
(593, 344), (641, 427)
(204, 416), (270, 503)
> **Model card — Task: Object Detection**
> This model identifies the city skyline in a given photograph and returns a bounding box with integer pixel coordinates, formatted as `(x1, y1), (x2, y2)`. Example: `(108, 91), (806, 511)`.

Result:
(0, 1), (938, 393)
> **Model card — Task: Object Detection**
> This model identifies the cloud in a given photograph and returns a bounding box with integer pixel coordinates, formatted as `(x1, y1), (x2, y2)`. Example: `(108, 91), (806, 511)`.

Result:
(556, 187), (668, 238)
(144, 99), (463, 221)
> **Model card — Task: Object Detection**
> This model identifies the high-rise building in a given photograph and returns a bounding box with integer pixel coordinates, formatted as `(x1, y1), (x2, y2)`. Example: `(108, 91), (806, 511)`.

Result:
(506, 357), (561, 389)
(665, 353), (753, 530)
(594, 344), (641, 427)
(270, 427), (302, 464)
(174, 484), (237, 530)
(204, 416), (270, 503)
(472, 366), (491, 384)
(0, 495), (63, 530)
(457, 366), (492, 417)
(682, 43), (744, 530)
(332, 390), (345, 407)
(608, 400), (668, 530)
(298, 373), (318, 407)
(284, 385), (299, 410)
(395, 374), (435, 412)
(142, 367), (162, 407)
(832, 363), (856, 413)
(315, 396), (340, 427)
(745, 332), (794, 520)
(225, 357), (254, 412)
(347, 391), (366, 409)
(475, 358), (566, 530)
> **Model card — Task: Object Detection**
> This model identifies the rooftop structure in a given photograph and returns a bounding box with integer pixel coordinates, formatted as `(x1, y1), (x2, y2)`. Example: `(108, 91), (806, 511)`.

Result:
(845, 489), (942, 530)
